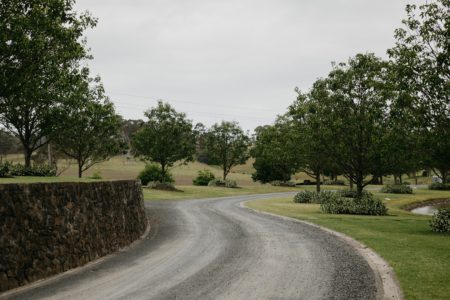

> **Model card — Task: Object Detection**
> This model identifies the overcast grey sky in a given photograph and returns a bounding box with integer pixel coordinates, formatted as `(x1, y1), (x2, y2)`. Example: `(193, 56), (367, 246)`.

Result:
(75, 0), (423, 131)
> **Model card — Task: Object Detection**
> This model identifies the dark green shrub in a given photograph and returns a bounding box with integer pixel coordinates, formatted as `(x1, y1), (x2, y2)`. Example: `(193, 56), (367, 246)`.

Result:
(0, 162), (11, 178)
(10, 163), (56, 177)
(147, 181), (177, 191)
(208, 179), (238, 188)
(271, 180), (296, 187)
(138, 164), (174, 186)
(338, 189), (370, 198)
(380, 184), (413, 194)
(294, 190), (338, 204)
(429, 208), (450, 233)
(193, 169), (215, 186)
(323, 179), (345, 186)
(321, 193), (387, 215)
(429, 183), (450, 190)
(89, 171), (103, 180)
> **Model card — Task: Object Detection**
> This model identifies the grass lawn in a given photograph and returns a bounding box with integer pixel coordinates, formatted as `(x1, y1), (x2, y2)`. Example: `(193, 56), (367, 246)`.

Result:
(246, 188), (450, 300)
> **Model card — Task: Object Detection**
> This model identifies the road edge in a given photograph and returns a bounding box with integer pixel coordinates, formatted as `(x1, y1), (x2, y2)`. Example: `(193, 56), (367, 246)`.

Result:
(0, 217), (152, 299)
(240, 201), (404, 300)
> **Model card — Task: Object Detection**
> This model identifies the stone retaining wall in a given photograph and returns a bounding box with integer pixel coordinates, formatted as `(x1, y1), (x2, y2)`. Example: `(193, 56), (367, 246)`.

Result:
(0, 180), (147, 292)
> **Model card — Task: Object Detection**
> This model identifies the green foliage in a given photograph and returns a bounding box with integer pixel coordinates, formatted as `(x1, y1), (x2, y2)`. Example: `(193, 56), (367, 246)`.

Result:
(208, 178), (238, 188)
(0, 161), (11, 178)
(193, 169), (216, 186)
(204, 121), (250, 180)
(0, 0), (97, 167)
(133, 101), (195, 179)
(323, 179), (345, 186)
(429, 183), (450, 191)
(380, 184), (413, 194)
(338, 189), (370, 198)
(270, 180), (296, 187)
(138, 164), (174, 186)
(321, 193), (388, 216)
(251, 120), (300, 183)
(294, 190), (338, 204)
(51, 75), (122, 178)
(89, 172), (103, 180)
(429, 208), (450, 233)
(8, 163), (56, 177)
(147, 181), (177, 191)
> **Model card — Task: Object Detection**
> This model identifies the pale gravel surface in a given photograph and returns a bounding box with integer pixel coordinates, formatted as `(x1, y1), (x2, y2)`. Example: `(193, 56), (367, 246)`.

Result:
(2, 193), (378, 300)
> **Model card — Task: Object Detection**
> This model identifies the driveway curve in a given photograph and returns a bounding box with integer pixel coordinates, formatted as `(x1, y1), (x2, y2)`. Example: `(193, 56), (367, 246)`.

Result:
(2, 193), (378, 300)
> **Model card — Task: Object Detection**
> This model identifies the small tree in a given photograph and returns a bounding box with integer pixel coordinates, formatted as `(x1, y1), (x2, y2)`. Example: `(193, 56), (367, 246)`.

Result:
(251, 120), (300, 183)
(51, 76), (122, 178)
(205, 121), (250, 180)
(132, 101), (195, 180)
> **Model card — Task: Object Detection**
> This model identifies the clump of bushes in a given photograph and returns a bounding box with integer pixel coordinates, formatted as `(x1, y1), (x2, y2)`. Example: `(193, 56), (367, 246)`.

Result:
(338, 189), (370, 198)
(138, 164), (174, 186)
(429, 208), (450, 233)
(380, 184), (413, 194)
(147, 181), (178, 191)
(323, 179), (346, 186)
(89, 171), (103, 180)
(0, 162), (57, 177)
(429, 182), (450, 191)
(293, 190), (338, 204)
(193, 169), (215, 186)
(321, 192), (387, 215)
(271, 180), (296, 187)
(208, 178), (238, 188)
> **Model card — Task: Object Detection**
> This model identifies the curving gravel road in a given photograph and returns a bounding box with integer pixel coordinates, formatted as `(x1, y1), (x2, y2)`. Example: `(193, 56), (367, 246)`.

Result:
(2, 193), (378, 300)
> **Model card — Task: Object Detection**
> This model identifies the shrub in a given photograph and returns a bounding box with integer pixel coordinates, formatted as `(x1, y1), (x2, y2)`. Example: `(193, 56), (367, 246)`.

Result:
(321, 193), (387, 215)
(9, 163), (56, 177)
(429, 208), (450, 233)
(323, 179), (346, 186)
(429, 182), (450, 191)
(338, 189), (371, 198)
(271, 180), (296, 187)
(193, 169), (215, 186)
(208, 178), (238, 188)
(294, 190), (338, 204)
(89, 171), (103, 180)
(0, 161), (11, 178)
(147, 181), (177, 191)
(138, 164), (174, 186)
(380, 184), (413, 194)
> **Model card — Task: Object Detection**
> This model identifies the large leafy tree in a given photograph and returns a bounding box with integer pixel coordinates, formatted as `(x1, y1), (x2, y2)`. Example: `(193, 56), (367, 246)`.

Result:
(132, 101), (195, 179)
(289, 80), (335, 192)
(51, 74), (122, 178)
(0, 0), (96, 167)
(323, 53), (390, 196)
(205, 121), (250, 180)
(251, 118), (300, 184)
(388, 0), (450, 183)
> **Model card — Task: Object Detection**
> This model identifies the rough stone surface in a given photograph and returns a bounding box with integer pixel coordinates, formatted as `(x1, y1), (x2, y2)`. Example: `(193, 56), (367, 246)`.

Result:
(0, 180), (147, 292)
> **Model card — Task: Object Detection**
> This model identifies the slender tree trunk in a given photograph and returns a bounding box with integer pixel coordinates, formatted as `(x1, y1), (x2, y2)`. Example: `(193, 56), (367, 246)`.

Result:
(24, 148), (32, 168)
(315, 172), (321, 193)
(349, 180), (354, 190)
(380, 176), (383, 185)
(356, 174), (364, 197)
(161, 162), (166, 182)
(399, 174), (403, 184)
(223, 166), (227, 180)
(78, 161), (83, 178)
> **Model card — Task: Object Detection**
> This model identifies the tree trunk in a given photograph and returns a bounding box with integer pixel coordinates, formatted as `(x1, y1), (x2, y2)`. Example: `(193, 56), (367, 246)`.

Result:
(24, 148), (32, 168)
(399, 174), (403, 184)
(356, 174), (364, 197)
(223, 166), (227, 180)
(440, 169), (448, 184)
(78, 162), (83, 178)
(161, 162), (166, 182)
(316, 172), (321, 193)
(380, 176), (383, 185)
(349, 180), (354, 190)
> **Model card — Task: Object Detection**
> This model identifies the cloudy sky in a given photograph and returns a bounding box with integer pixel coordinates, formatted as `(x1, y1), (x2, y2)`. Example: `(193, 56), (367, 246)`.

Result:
(75, 0), (423, 131)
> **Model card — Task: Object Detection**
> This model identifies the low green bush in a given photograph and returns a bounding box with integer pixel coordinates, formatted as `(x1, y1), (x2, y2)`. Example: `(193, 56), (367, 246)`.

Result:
(147, 181), (177, 191)
(193, 169), (215, 186)
(338, 189), (371, 198)
(429, 208), (450, 233)
(0, 162), (11, 178)
(323, 179), (346, 186)
(138, 164), (174, 186)
(429, 182), (450, 191)
(271, 180), (296, 187)
(89, 171), (103, 180)
(208, 178), (238, 188)
(321, 193), (387, 215)
(380, 184), (413, 194)
(9, 163), (56, 177)
(293, 190), (338, 204)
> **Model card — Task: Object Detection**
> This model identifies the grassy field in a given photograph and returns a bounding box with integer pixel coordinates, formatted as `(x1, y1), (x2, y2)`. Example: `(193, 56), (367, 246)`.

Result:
(246, 189), (450, 300)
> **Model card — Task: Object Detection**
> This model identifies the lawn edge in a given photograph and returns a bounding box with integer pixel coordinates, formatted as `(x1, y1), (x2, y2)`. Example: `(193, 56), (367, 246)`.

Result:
(241, 201), (404, 300)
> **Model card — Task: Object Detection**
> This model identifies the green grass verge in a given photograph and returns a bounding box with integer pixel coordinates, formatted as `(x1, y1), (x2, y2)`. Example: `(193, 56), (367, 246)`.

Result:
(245, 189), (450, 300)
